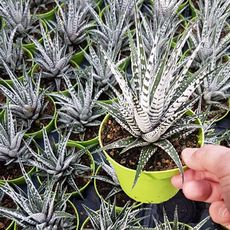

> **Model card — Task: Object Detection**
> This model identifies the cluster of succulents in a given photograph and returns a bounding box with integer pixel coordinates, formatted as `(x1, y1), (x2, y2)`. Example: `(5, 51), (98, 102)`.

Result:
(0, 0), (229, 229)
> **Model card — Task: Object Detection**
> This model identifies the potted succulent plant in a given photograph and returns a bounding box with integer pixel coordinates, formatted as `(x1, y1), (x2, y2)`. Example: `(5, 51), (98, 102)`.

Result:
(0, 0), (47, 52)
(30, 26), (76, 92)
(0, 28), (34, 85)
(81, 199), (145, 230)
(151, 208), (210, 230)
(55, 0), (95, 65)
(51, 71), (106, 147)
(0, 108), (34, 185)
(0, 163), (79, 229)
(0, 62), (56, 139)
(98, 6), (206, 203)
(27, 128), (95, 197)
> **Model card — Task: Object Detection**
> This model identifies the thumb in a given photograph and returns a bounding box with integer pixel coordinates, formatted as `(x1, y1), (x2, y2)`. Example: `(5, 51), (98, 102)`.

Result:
(182, 145), (230, 178)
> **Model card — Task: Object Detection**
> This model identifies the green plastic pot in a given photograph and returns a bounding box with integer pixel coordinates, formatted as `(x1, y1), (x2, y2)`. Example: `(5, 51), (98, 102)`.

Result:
(0, 165), (35, 186)
(37, 143), (95, 197)
(94, 165), (141, 212)
(99, 112), (204, 204)
(35, 4), (58, 21)
(13, 200), (79, 229)
(24, 95), (57, 139)
(0, 47), (34, 87)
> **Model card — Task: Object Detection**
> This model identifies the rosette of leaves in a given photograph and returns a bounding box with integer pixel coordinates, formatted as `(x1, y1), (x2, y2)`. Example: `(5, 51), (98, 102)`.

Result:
(0, 27), (26, 76)
(51, 71), (105, 141)
(0, 0), (39, 39)
(0, 163), (76, 229)
(0, 108), (31, 165)
(87, 0), (135, 54)
(83, 199), (145, 230)
(84, 43), (129, 92)
(152, 208), (210, 230)
(193, 61), (230, 116)
(31, 25), (73, 91)
(27, 128), (92, 195)
(99, 8), (208, 186)
(0, 61), (48, 129)
(55, 0), (94, 49)
(140, 0), (184, 54)
(189, 0), (230, 67)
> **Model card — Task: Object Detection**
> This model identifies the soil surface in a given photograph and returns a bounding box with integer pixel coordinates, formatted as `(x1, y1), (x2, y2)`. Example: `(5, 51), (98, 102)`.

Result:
(27, 96), (55, 133)
(69, 126), (99, 142)
(96, 167), (137, 207)
(0, 195), (16, 229)
(102, 117), (199, 171)
(31, 2), (56, 14)
(0, 162), (32, 180)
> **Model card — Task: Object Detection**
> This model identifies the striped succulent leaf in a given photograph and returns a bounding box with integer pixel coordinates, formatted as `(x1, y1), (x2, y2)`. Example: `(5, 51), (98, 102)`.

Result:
(83, 199), (145, 230)
(87, 0), (135, 53)
(0, 27), (27, 74)
(0, 61), (47, 127)
(0, 162), (75, 229)
(0, 108), (31, 164)
(153, 208), (210, 230)
(100, 6), (207, 186)
(55, 0), (94, 46)
(27, 128), (92, 195)
(0, 0), (37, 35)
(189, 0), (230, 66)
(31, 25), (73, 91)
(50, 71), (105, 140)
(194, 61), (230, 114)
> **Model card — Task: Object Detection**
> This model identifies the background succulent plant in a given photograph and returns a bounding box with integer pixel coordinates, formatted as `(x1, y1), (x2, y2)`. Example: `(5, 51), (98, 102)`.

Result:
(0, 163), (76, 229)
(0, 62), (48, 129)
(51, 72), (105, 141)
(0, 108), (31, 164)
(0, 0), (39, 39)
(55, 0), (94, 49)
(27, 128), (92, 195)
(83, 199), (145, 230)
(31, 26), (73, 91)
(189, 0), (230, 67)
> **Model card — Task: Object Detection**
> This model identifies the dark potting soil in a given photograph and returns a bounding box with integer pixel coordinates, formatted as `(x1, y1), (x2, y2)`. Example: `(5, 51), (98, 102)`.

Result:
(102, 117), (199, 171)
(0, 162), (32, 180)
(96, 167), (137, 207)
(69, 126), (99, 142)
(0, 195), (16, 229)
(0, 91), (6, 104)
(33, 65), (76, 92)
(31, 2), (56, 14)
(66, 202), (78, 227)
(26, 96), (55, 133)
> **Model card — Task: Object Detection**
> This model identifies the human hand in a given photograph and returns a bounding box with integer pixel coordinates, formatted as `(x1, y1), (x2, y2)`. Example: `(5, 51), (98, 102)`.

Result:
(171, 145), (230, 229)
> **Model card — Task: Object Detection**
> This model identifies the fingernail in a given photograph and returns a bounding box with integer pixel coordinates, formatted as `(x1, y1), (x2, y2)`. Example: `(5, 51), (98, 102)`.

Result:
(182, 148), (197, 164)
(218, 206), (229, 218)
(171, 175), (183, 189)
